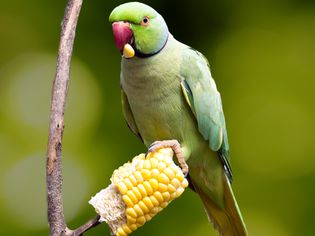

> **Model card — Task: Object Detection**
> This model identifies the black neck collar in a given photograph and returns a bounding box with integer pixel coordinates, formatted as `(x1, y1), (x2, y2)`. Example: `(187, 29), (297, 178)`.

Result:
(133, 34), (169, 58)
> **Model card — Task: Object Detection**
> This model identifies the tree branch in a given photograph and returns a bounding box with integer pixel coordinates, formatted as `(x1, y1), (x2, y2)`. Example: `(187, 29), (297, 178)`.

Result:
(65, 216), (101, 236)
(46, 0), (83, 235)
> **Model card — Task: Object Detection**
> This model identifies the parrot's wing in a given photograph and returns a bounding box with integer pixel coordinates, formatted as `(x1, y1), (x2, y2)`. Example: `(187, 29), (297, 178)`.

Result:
(121, 89), (143, 142)
(180, 48), (232, 181)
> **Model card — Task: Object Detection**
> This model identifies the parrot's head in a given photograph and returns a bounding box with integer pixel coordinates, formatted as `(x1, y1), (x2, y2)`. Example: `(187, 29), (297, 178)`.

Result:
(109, 2), (169, 58)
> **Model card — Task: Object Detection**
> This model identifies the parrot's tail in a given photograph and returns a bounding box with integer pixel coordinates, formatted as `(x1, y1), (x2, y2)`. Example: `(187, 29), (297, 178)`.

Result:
(193, 176), (247, 236)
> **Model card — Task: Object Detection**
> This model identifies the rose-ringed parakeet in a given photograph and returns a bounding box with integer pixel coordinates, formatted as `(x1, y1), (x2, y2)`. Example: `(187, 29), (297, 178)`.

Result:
(109, 2), (247, 235)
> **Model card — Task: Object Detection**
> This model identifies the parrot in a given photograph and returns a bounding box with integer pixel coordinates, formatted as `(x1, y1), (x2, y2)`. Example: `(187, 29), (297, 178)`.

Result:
(109, 2), (247, 236)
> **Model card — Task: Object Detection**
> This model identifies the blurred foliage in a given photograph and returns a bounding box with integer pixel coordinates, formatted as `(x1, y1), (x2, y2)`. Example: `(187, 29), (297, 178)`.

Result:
(0, 0), (314, 235)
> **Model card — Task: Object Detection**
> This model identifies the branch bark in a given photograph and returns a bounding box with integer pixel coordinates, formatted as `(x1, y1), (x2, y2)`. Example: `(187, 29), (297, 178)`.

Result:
(65, 216), (101, 236)
(46, 0), (83, 235)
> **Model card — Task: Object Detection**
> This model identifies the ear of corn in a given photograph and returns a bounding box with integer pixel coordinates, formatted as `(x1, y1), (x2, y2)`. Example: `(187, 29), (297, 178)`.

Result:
(89, 148), (189, 236)
(111, 148), (188, 236)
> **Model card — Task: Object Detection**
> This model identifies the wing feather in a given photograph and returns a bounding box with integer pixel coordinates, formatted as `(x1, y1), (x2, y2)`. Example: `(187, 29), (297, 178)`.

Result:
(121, 89), (143, 142)
(180, 48), (232, 181)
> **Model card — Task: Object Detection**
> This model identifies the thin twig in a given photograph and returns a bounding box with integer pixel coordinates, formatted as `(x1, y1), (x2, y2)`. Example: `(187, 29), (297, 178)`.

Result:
(46, 0), (83, 235)
(65, 216), (101, 236)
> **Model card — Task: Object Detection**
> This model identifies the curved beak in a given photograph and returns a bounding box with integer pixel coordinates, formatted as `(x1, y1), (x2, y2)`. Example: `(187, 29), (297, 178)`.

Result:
(112, 21), (133, 52)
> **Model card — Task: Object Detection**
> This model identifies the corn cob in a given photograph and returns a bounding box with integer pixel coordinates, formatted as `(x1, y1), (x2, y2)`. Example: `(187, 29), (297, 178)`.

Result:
(89, 148), (189, 236)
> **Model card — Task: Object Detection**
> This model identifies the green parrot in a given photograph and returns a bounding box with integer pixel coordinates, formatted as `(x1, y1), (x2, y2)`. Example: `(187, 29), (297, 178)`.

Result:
(109, 2), (247, 236)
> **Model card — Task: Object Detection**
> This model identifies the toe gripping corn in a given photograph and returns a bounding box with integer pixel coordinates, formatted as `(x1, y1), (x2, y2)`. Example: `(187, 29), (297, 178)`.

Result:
(89, 148), (189, 236)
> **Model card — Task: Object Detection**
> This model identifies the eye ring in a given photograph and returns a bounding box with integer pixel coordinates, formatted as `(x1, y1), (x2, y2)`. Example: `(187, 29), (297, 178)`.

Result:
(141, 16), (150, 26)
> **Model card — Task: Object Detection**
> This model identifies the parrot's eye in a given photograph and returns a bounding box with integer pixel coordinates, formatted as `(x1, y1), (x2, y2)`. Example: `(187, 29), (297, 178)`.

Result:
(141, 16), (150, 26)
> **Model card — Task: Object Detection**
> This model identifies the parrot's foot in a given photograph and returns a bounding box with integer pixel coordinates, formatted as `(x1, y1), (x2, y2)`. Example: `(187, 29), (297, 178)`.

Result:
(147, 140), (189, 176)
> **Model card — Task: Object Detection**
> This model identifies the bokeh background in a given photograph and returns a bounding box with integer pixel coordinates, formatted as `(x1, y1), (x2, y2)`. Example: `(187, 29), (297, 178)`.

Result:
(0, 0), (315, 235)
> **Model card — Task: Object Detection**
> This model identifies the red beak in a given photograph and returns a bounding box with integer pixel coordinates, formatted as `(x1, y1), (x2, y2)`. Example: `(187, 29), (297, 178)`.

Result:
(112, 21), (133, 52)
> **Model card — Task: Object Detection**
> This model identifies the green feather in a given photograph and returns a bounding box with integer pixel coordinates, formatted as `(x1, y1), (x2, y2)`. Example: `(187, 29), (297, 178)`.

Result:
(180, 48), (232, 180)
(121, 89), (142, 142)
(109, 2), (157, 24)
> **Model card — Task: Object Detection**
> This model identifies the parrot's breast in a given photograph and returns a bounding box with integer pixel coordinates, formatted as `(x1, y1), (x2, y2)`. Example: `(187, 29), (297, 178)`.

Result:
(120, 36), (193, 147)
(121, 64), (183, 146)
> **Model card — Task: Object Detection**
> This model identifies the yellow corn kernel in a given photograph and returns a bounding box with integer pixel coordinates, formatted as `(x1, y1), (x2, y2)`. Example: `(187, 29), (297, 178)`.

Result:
(133, 171), (143, 183)
(149, 212), (156, 218)
(117, 182), (128, 195)
(167, 184), (177, 193)
(141, 169), (151, 180)
(119, 166), (127, 176)
(163, 156), (173, 165)
(143, 159), (151, 169)
(127, 190), (138, 204)
(163, 167), (175, 179)
(158, 183), (168, 192)
(171, 178), (181, 188)
(145, 214), (152, 221)
(112, 169), (118, 177)
(127, 215), (136, 224)
(134, 204), (144, 216)
(122, 195), (133, 207)
(136, 223), (144, 228)
(145, 151), (153, 159)
(151, 169), (160, 178)
(117, 227), (126, 236)
(142, 196), (154, 210)
(129, 224), (137, 231)
(162, 192), (171, 202)
(132, 187), (142, 201)
(137, 184), (147, 197)
(150, 196), (159, 207)
(128, 175), (137, 186)
(138, 200), (150, 214)
(176, 187), (185, 198)
(135, 160), (144, 171)
(149, 179), (158, 191)
(124, 178), (133, 190)
(170, 192), (177, 199)
(154, 152), (164, 161)
(122, 225), (132, 234)
(158, 147), (173, 156)
(151, 206), (159, 214)
(123, 43), (135, 59)
(136, 153), (146, 160)
(143, 181), (153, 195)
(126, 208), (137, 218)
(117, 166), (124, 174)
(158, 173), (170, 184)
(170, 163), (180, 172)
(157, 162), (167, 171)
(160, 202), (168, 208)
(176, 172), (184, 182)
(136, 216), (146, 225)
(153, 191), (164, 203)
(150, 158), (159, 168)
(182, 179), (189, 188)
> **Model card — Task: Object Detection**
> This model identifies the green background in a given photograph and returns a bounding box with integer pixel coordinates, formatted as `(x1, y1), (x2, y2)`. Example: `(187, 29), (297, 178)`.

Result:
(0, 0), (314, 235)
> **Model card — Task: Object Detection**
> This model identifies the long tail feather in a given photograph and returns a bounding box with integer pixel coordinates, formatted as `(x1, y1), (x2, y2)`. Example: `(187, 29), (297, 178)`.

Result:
(193, 175), (247, 236)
